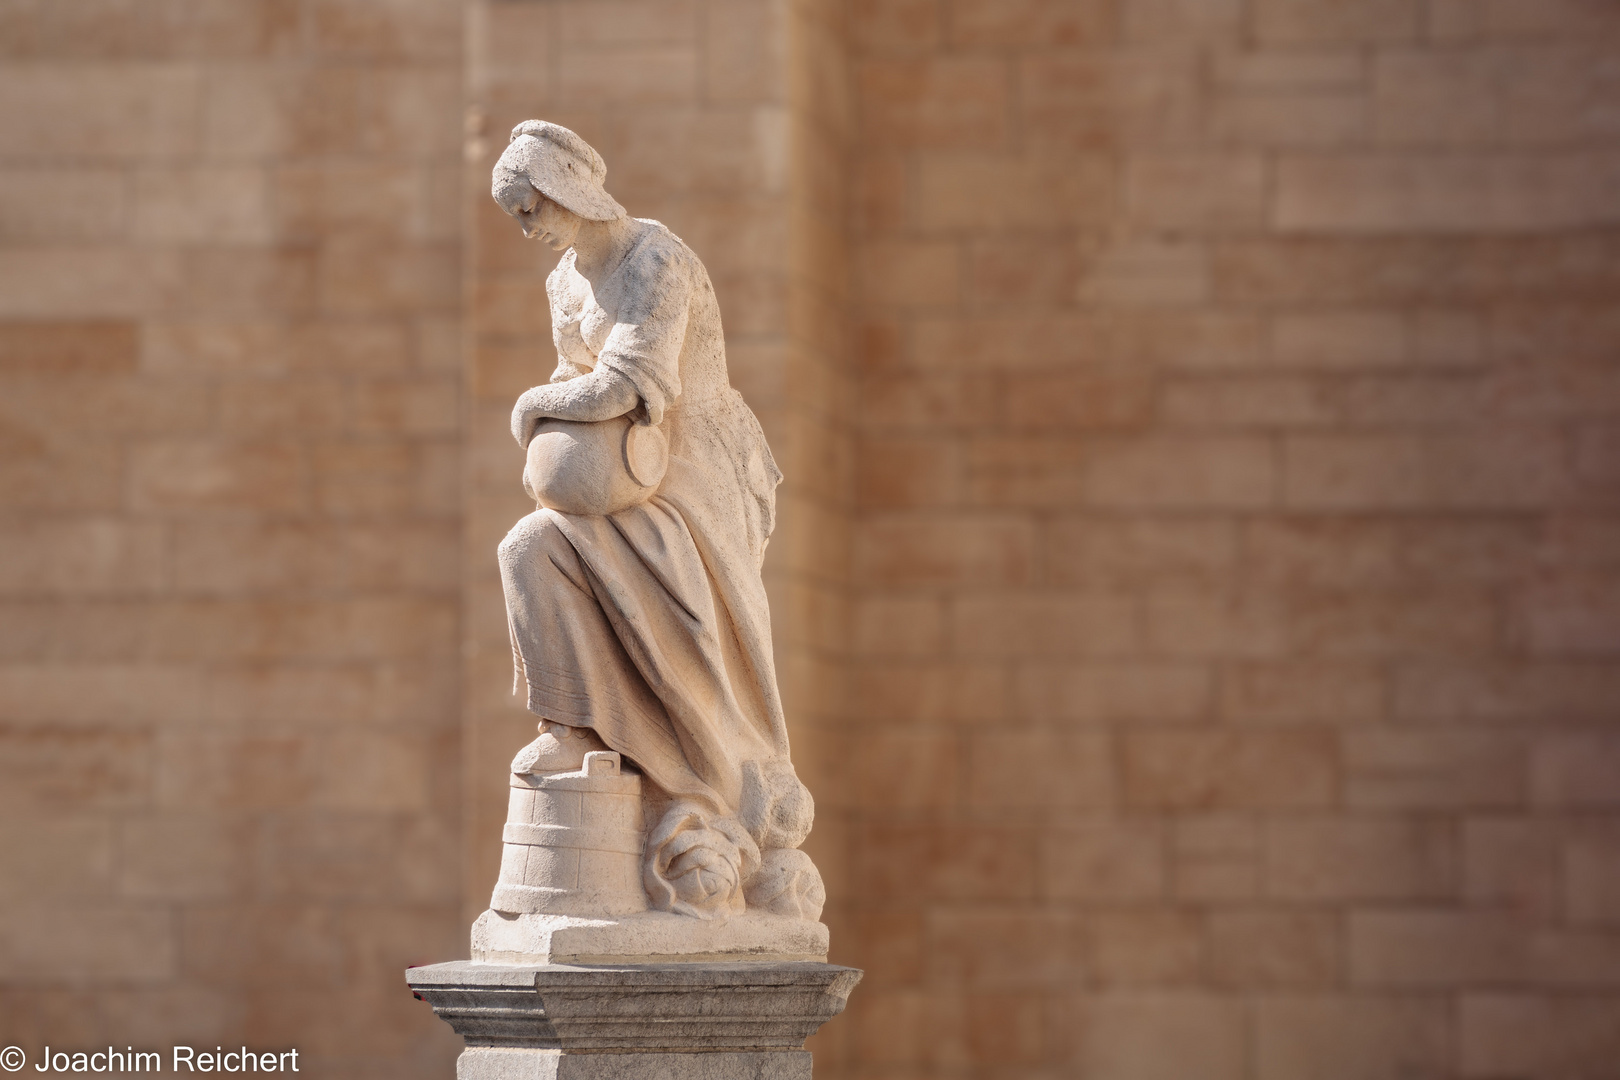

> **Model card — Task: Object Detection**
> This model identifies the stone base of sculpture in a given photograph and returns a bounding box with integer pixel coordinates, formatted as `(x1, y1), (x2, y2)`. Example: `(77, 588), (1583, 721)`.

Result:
(473, 909), (830, 965)
(407, 960), (860, 1080)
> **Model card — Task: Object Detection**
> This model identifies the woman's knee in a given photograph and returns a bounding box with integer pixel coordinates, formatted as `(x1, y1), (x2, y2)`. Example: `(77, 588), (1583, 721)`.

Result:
(498, 508), (570, 567)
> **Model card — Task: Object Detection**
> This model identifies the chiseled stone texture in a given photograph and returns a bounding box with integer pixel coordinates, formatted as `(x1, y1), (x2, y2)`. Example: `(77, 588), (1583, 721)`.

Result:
(0, 1), (464, 1076)
(407, 961), (858, 1079)
(842, 1), (1620, 1079)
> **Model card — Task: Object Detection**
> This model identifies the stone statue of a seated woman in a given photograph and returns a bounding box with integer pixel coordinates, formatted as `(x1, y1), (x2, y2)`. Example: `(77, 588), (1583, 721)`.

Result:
(474, 121), (824, 959)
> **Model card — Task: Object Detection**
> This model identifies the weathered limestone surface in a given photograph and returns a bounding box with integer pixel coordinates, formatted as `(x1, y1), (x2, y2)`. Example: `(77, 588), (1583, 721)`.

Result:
(408, 962), (859, 1079)
(410, 117), (851, 1076)
(481, 121), (826, 939)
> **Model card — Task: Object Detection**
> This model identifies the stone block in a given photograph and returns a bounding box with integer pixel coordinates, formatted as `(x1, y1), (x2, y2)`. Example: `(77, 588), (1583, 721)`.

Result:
(305, 0), (462, 62)
(1349, 909), (1527, 987)
(470, 911), (829, 966)
(1394, 661), (1620, 722)
(1345, 730), (1525, 810)
(1091, 910), (1204, 987)
(1523, 578), (1620, 657)
(1123, 0), (1246, 43)
(0, 168), (128, 242)
(858, 57), (1010, 149)
(851, 0), (940, 53)
(967, 237), (1081, 306)
(0, 901), (176, 981)
(1271, 310), (1406, 370)
(1041, 820), (1167, 901)
(1077, 238), (1210, 306)
(1073, 994), (1248, 1080)
(1253, 0), (1423, 42)
(946, 0), (1114, 46)
(1209, 909), (1340, 989)
(1161, 374), (1334, 427)
(1265, 817), (1455, 900)
(928, 909), (1086, 988)
(1124, 729), (1337, 809)
(1020, 52), (1202, 150)
(0, 64), (202, 159)
(134, 166), (273, 244)
(1017, 662), (1213, 724)
(0, 725), (152, 813)
(855, 728), (958, 812)
(1213, 50), (1364, 90)
(0, 319), (137, 374)
(1126, 153), (1268, 230)
(408, 961), (859, 1077)
(1173, 814), (1261, 900)
(1462, 817), (1561, 915)
(1282, 431), (1573, 510)
(1531, 734), (1620, 806)
(119, 814), (248, 900)
(966, 730), (1114, 811)
(1458, 993), (1620, 1077)
(854, 516), (1035, 587)
(857, 241), (961, 308)
(1002, 367), (1157, 430)
(0, 518), (166, 597)
(1049, 518), (1237, 590)
(706, 0), (786, 102)
(848, 661), (1012, 725)
(952, 592), (1139, 657)
(318, 238), (460, 315)
(1219, 662), (1384, 724)
(0, 247), (185, 318)
(1564, 835), (1620, 927)
(0, 817), (113, 899)
(1210, 92), (1368, 147)
(1372, 50), (1500, 145)
(916, 155), (1113, 230)
(857, 823), (1037, 902)
(459, 1049), (810, 1079)
(851, 594), (948, 657)
(1275, 154), (1620, 234)
(963, 435), (1089, 507)
(1255, 997), (1449, 1080)
(1082, 435), (1275, 508)
(1144, 590), (1291, 658)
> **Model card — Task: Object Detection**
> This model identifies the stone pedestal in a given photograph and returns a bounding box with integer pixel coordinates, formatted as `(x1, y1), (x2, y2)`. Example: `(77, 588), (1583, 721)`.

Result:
(407, 961), (861, 1079)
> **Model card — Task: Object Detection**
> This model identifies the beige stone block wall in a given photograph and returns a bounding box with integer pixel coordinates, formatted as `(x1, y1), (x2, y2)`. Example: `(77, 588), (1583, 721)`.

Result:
(0, 3), (465, 1076)
(843, 1), (1620, 1078)
(3, 2), (1620, 1079)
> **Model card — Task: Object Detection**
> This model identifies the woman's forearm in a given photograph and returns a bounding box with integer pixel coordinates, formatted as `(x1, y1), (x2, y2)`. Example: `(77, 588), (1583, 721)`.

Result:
(511, 368), (641, 445)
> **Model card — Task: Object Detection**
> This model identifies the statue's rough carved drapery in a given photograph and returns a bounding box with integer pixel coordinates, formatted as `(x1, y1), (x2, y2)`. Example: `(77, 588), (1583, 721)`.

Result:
(489, 121), (823, 924)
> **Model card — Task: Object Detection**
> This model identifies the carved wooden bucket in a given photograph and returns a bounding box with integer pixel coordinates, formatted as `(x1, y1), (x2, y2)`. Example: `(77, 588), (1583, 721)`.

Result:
(490, 750), (648, 916)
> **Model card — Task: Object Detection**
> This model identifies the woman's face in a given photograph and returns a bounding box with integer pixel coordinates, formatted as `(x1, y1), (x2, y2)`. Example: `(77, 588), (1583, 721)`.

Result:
(496, 180), (581, 251)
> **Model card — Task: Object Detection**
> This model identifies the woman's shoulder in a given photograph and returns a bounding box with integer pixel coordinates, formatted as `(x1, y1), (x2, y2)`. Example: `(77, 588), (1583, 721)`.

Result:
(620, 219), (701, 280)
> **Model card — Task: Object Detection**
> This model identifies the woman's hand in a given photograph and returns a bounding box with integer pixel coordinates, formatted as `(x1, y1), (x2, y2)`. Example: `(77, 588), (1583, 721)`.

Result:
(511, 368), (642, 448)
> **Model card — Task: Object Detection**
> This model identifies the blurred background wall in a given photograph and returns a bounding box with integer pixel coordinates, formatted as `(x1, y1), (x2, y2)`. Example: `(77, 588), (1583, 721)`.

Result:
(2, 1), (1619, 1079)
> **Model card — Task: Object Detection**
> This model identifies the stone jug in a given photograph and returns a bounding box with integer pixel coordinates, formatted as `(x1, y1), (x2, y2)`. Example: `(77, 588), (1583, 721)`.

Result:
(522, 414), (668, 516)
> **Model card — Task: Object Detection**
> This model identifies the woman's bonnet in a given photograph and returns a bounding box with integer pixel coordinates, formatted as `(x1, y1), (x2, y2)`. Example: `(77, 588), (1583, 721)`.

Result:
(497, 120), (627, 223)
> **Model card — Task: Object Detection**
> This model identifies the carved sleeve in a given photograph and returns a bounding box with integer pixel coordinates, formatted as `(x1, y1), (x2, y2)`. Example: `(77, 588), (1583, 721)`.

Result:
(593, 242), (691, 426)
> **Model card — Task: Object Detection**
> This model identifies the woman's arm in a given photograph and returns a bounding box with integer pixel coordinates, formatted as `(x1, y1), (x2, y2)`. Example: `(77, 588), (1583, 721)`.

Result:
(511, 367), (641, 447)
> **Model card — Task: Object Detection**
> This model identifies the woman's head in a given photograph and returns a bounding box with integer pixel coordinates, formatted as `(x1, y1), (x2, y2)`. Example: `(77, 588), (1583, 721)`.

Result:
(492, 121), (625, 248)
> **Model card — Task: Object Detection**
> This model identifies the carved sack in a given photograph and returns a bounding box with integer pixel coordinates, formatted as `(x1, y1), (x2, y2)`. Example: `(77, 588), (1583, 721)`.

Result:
(523, 414), (669, 516)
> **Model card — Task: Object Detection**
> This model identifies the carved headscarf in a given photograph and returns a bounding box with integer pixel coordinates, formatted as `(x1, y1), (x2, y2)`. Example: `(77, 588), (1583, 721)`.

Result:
(494, 120), (627, 222)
